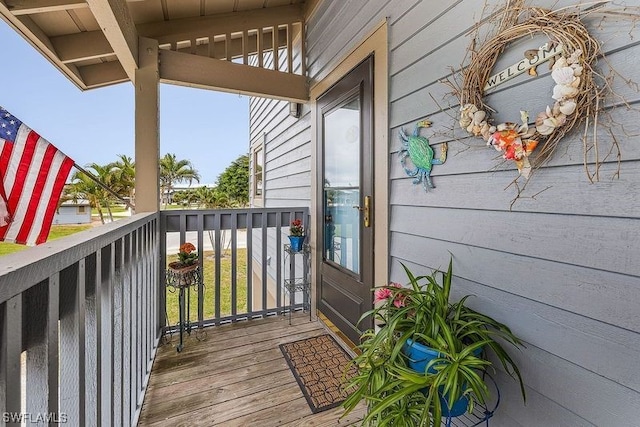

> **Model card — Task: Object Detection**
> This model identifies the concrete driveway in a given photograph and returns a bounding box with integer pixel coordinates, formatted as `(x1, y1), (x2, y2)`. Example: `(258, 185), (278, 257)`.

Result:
(165, 230), (247, 252)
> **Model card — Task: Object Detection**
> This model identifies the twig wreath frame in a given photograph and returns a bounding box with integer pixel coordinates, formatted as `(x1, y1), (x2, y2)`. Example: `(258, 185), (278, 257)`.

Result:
(459, 3), (603, 180)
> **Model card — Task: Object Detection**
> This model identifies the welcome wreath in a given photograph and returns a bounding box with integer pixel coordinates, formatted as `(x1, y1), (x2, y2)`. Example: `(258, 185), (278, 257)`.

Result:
(459, 4), (602, 179)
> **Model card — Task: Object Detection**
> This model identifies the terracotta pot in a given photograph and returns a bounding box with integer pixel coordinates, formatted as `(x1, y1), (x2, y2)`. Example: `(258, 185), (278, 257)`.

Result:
(168, 261), (199, 273)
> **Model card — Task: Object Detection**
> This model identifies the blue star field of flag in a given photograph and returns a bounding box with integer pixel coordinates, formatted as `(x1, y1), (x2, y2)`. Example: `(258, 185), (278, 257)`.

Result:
(0, 107), (23, 142)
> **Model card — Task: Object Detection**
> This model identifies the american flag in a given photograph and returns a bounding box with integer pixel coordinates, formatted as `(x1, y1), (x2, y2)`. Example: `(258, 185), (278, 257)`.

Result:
(0, 107), (74, 246)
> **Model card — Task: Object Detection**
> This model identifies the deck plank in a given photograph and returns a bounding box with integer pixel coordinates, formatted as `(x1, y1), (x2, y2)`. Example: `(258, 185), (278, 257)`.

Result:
(139, 314), (363, 426)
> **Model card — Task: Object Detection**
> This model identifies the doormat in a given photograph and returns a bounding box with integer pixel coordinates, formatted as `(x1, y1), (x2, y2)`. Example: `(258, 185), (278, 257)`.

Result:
(279, 334), (357, 414)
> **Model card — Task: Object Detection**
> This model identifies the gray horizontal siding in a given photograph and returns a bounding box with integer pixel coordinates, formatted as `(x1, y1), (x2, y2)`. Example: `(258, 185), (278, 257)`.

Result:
(385, 0), (640, 424)
(248, 33), (310, 207)
(389, 161), (640, 217)
(250, 0), (640, 425)
(249, 76), (310, 207)
(389, 2), (640, 128)
(306, 0), (417, 84)
(390, 258), (640, 426)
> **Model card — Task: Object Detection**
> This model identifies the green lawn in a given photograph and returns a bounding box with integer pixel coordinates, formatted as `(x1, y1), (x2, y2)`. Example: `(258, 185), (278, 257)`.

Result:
(91, 205), (128, 215)
(1, 223), (250, 325)
(0, 224), (92, 256)
(165, 249), (249, 326)
(161, 203), (199, 210)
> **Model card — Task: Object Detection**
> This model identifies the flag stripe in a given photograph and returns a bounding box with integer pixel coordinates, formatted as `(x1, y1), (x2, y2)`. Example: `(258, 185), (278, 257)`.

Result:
(7, 129), (39, 211)
(2, 128), (28, 207)
(27, 152), (67, 245)
(0, 140), (13, 228)
(15, 143), (58, 244)
(0, 134), (26, 241)
(0, 140), (13, 177)
(35, 156), (74, 245)
(5, 136), (49, 242)
(0, 108), (74, 246)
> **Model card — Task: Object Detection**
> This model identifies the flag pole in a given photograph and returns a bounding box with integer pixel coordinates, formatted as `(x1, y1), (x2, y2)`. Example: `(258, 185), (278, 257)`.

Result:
(72, 163), (135, 210)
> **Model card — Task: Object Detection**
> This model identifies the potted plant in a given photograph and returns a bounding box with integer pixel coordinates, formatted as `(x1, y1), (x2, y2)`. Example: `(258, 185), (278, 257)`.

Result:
(168, 242), (198, 272)
(288, 219), (305, 252)
(343, 258), (526, 426)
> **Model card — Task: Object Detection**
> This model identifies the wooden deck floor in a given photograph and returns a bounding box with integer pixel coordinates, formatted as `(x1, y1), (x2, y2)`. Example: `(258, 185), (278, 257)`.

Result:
(138, 314), (365, 426)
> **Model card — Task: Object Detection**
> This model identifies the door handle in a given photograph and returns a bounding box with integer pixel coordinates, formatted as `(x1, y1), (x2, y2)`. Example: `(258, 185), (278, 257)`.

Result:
(363, 195), (370, 228)
(352, 196), (371, 227)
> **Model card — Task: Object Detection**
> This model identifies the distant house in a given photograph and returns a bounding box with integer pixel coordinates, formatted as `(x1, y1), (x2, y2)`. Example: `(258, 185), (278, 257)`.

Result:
(53, 200), (91, 225)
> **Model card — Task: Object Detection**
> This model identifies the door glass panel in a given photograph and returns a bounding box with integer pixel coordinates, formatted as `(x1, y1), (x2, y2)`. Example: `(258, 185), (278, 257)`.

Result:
(323, 97), (360, 274)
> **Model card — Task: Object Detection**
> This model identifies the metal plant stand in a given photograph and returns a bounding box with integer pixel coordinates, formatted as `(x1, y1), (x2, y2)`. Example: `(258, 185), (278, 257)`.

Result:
(443, 372), (500, 427)
(166, 264), (202, 352)
(283, 243), (311, 324)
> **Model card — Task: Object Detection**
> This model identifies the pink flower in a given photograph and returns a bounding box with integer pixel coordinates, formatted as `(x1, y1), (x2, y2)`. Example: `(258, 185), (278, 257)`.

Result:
(374, 282), (405, 306)
(387, 283), (406, 307)
(374, 288), (393, 304)
(393, 295), (406, 308)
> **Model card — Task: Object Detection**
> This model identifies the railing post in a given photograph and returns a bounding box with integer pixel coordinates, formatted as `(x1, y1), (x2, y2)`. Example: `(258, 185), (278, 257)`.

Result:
(93, 250), (102, 424)
(197, 213), (205, 327)
(261, 211), (268, 311)
(47, 276), (61, 425)
(159, 214), (167, 340)
(276, 212), (283, 309)
(230, 213), (238, 317)
(100, 243), (115, 427)
(1, 295), (22, 425)
(114, 239), (124, 427)
(214, 213), (222, 323)
(122, 235), (132, 427)
(246, 212), (253, 314)
(58, 261), (86, 426)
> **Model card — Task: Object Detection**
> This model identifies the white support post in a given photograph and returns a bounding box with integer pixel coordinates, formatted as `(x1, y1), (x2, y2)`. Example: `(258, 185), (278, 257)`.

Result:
(134, 37), (160, 213)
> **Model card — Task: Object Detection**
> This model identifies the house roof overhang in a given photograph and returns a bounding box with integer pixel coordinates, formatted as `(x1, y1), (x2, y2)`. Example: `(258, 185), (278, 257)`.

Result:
(0, 0), (310, 101)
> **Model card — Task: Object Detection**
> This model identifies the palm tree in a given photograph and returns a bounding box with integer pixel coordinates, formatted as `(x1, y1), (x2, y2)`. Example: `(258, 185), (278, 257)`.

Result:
(193, 186), (230, 209)
(172, 188), (197, 207)
(160, 153), (201, 208)
(65, 164), (115, 224)
(108, 154), (135, 207)
(192, 186), (233, 253)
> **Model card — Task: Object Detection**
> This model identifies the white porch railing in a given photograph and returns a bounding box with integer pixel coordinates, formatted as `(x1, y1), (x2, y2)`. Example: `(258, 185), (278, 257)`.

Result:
(0, 213), (160, 426)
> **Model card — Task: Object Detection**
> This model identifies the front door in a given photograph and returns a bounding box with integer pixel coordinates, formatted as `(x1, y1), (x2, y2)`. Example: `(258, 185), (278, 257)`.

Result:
(316, 57), (373, 344)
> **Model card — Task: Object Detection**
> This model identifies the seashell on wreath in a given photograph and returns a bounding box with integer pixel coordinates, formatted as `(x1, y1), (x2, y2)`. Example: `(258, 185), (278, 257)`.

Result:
(459, 46), (583, 179)
(458, 6), (601, 181)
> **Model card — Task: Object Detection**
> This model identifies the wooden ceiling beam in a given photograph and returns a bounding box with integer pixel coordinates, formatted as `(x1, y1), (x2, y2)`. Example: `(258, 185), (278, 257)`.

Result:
(5, 0), (87, 15)
(0, 4), (87, 89)
(51, 30), (114, 63)
(78, 60), (128, 88)
(86, 0), (138, 82)
(5, 0), (147, 15)
(159, 49), (308, 102)
(138, 4), (303, 45)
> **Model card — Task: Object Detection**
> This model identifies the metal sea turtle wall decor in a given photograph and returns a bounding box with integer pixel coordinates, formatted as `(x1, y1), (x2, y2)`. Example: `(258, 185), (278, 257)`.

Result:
(399, 120), (448, 192)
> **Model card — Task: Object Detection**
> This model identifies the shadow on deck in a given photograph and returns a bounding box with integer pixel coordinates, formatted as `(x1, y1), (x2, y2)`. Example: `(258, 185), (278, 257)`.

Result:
(138, 314), (365, 426)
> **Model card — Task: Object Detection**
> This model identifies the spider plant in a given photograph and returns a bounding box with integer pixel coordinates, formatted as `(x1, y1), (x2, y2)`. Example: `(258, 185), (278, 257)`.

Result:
(342, 258), (526, 426)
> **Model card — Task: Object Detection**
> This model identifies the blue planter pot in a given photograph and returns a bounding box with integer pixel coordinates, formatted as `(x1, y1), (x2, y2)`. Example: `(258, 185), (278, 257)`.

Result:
(403, 338), (482, 418)
(288, 235), (305, 252)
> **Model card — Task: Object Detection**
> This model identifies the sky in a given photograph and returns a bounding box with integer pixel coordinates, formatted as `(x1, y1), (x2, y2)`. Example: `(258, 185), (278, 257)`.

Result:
(0, 21), (249, 185)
